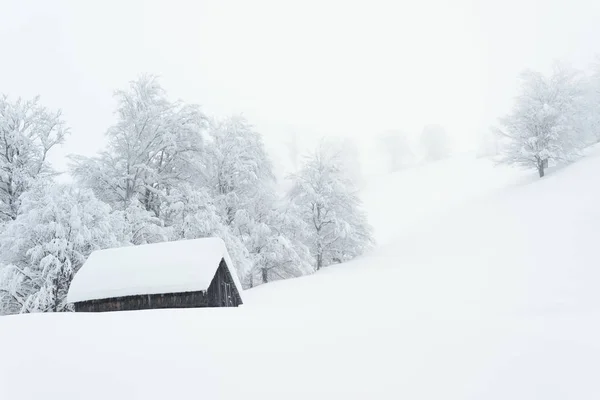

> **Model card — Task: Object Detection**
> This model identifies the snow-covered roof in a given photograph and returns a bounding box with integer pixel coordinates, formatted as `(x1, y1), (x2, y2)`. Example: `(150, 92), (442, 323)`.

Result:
(67, 237), (243, 303)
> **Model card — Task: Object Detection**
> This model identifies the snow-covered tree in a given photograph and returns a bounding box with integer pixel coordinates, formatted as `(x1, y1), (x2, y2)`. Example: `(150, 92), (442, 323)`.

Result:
(496, 67), (585, 177)
(205, 117), (314, 285)
(233, 193), (313, 286)
(420, 124), (451, 161)
(71, 75), (206, 216)
(288, 142), (374, 270)
(0, 184), (119, 314)
(162, 184), (252, 283)
(0, 95), (67, 221)
(112, 198), (168, 246)
(379, 130), (414, 171)
(205, 115), (275, 224)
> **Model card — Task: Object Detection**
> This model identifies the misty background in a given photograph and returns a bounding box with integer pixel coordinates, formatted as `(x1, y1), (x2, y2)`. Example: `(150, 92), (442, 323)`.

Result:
(2, 0), (600, 178)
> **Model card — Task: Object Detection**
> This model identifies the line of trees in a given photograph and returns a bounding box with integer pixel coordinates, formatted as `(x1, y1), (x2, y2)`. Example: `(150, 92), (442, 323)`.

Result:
(0, 76), (374, 315)
(377, 125), (452, 174)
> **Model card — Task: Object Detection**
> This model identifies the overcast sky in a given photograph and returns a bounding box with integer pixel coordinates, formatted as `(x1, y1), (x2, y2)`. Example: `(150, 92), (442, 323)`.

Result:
(2, 0), (600, 173)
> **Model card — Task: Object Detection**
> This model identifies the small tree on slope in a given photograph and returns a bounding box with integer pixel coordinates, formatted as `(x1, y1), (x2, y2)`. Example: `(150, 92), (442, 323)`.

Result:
(496, 67), (585, 177)
(288, 142), (374, 271)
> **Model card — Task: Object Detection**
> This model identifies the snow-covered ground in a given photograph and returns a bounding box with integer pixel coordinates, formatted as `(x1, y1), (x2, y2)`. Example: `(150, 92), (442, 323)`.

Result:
(3, 151), (600, 399)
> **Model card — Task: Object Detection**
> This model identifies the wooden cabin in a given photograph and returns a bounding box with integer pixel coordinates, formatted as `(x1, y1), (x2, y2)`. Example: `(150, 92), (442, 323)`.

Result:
(67, 237), (243, 312)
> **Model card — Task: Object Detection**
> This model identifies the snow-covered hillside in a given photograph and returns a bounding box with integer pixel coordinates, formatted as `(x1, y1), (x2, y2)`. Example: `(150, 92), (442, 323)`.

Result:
(2, 152), (600, 399)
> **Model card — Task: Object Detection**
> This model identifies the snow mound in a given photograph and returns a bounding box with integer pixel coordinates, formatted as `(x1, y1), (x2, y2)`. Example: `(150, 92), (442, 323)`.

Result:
(67, 237), (242, 303)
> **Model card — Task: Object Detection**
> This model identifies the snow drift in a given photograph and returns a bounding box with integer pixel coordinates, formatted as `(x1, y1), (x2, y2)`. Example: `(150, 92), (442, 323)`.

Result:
(2, 152), (600, 399)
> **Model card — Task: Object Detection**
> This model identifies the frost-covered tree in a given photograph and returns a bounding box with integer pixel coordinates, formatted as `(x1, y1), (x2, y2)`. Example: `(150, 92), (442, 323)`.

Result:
(205, 115), (275, 224)
(420, 124), (451, 161)
(162, 184), (252, 282)
(0, 184), (119, 314)
(0, 95), (67, 221)
(497, 67), (585, 177)
(112, 198), (168, 246)
(288, 142), (374, 270)
(379, 130), (414, 171)
(233, 192), (313, 286)
(205, 118), (313, 285)
(71, 75), (206, 216)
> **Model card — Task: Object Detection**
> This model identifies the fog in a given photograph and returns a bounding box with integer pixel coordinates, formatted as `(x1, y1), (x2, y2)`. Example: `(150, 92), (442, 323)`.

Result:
(2, 0), (600, 176)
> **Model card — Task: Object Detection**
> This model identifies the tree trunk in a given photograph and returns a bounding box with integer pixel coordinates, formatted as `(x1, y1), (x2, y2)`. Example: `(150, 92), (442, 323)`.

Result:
(261, 268), (268, 283)
(52, 273), (61, 312)
(316, 253), (322, 271)
(538, 162), (545, 178)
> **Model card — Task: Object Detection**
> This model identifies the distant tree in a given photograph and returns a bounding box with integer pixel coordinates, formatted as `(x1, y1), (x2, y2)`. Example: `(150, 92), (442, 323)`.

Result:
(70, 75), (206, 215)
(284, 130), (300, 172)
(0, 184), (118, 314)
(0, 95), (67, 222)
(337, 137), (364, 186)
(496, 67), (584, 177)
(476, 129), (500, 158)
(288, 141), (374, 270)
(379, 130), (414, 171)
(420, 124), (451, 161)
(581, 61), (600, 143)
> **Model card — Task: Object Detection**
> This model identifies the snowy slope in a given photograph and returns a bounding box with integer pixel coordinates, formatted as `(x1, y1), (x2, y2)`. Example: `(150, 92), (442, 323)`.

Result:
(2, 152), (600, 399)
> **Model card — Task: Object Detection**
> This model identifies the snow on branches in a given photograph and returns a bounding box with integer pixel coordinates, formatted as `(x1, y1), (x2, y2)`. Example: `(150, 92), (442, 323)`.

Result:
(288, 142), (374, 270)
(496, 66), (586, 177)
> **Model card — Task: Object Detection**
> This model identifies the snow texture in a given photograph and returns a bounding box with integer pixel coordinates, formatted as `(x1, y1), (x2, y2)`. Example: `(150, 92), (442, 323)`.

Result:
(67, 237), (242, 303)
(4, 149), (600, 399)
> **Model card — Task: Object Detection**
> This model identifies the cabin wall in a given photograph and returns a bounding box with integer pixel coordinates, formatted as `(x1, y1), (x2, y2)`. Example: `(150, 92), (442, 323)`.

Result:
(74, 290), (209, 312)
(206, 259), (243, 307)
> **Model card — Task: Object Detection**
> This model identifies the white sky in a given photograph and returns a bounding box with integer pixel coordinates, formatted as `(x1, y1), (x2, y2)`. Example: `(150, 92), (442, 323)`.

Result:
(2, 0), (600, 174)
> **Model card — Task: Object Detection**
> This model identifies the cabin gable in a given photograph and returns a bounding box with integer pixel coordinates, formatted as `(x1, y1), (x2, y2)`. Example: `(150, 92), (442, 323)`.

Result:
(206, 259), (243, 307)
